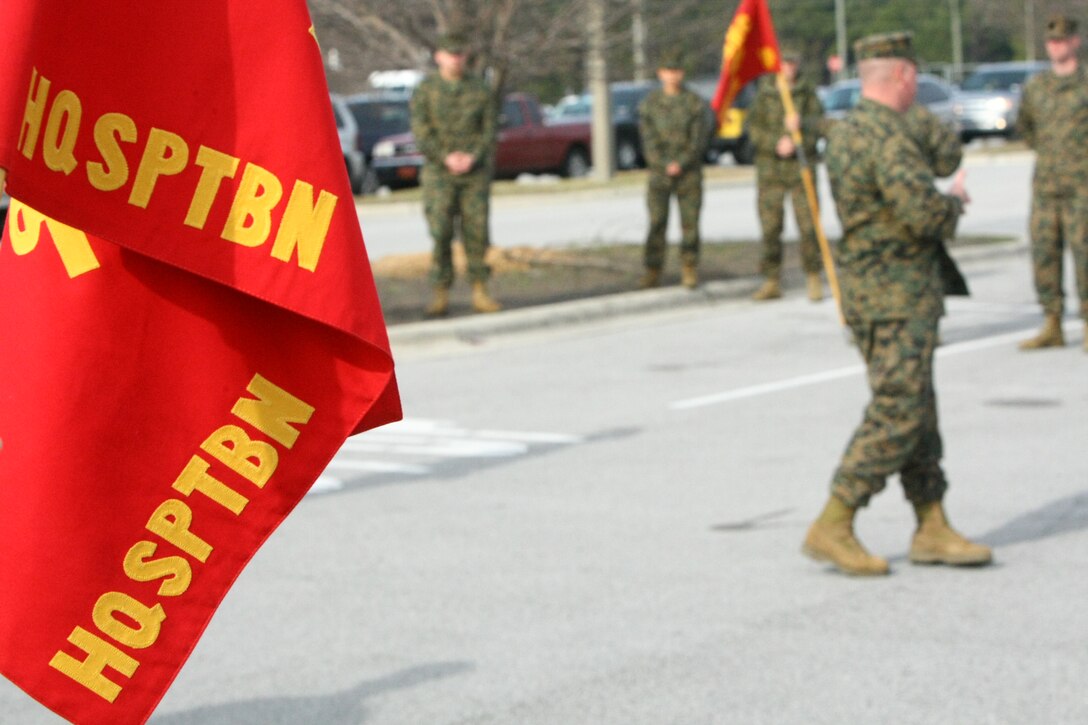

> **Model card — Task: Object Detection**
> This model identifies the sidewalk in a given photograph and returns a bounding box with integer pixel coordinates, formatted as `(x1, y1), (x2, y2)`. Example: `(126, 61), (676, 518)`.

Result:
(387, 238), (1028, 350)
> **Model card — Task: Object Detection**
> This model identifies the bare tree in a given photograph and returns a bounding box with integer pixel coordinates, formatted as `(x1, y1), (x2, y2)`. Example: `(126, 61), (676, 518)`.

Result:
(307, 0), (714, 97)
(309, 0), (588, 94)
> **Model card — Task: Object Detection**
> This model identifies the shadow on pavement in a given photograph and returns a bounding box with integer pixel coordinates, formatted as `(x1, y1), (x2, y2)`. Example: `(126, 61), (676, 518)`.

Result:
(979, 490), (1088, 547)
(709, 508), (796, 532)
(150, 660), (473, 725)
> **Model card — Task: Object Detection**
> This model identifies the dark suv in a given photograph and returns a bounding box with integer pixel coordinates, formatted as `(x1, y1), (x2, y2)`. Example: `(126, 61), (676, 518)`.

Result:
(344, 91), (413, 191)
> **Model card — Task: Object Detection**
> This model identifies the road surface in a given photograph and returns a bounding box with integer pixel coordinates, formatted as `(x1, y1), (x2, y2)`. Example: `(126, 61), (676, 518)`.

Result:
(4, 231), (1085, 724)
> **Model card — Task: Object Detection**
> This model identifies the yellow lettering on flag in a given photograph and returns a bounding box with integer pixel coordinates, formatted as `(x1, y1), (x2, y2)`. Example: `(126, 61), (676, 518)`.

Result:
(42, 90), (81, 175)
(87, 113), (139, 192)
(760, 46), (779, 69)
(122, 542), (193, 597)
(91, 593), (166, 650)
(185, 146), (240, 230)
(222, 163), (284, 247)
(16, 68), (342, 272)
(129, 128), (190, 209)
(201, 425), (279, 488)
(48, 373), (317, 702)
(7, 200), (101, 278)
(18, 67), (51, 160)
(48, 627), (140, 703)
(724, 13), (753, 72)
(271, 181), (338, 272)
(231, 373), (315, 449)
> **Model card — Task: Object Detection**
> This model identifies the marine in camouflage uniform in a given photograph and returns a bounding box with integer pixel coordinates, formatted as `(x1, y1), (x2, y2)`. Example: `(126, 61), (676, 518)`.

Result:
(802, 32), (991, 576)
(1015, 14), (1088, 350)
(746, 51), (825, 301)
(411, 32), (500, 315)
(638, 48), (708, 289)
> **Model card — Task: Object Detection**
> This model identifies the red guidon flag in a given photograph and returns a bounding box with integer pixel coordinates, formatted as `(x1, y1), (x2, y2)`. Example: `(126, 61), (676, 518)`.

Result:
(0, 3), (401, 724)
(710, 0), (782, 124)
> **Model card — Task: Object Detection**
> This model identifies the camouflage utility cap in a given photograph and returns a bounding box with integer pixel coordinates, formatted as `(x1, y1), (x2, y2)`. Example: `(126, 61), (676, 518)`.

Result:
(1046, 15), (1078, 40)
(780, 46), (801, 63)
(657, 47), (686, 70)
(853, 31), (916, 63)
(437, 32), (469, 53)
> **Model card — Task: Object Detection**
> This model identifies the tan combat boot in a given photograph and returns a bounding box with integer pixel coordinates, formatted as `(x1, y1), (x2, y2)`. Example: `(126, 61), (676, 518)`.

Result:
(425, 286), (450, 317)
(752, 276), (782, 301)
(471, 281), (502, 313)
(909, 502), (992, 566)
(806, 272), (824, 302)
(802, 497), (890, 576)
(1018, 312), (1064, 350)
(639, 268), (661, 289)
(681, 263), (698, 290)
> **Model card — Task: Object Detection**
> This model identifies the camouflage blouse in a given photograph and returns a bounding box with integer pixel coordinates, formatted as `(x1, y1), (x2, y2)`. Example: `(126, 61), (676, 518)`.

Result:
(903, 103), (962, 179)
(410, 73), (496, 173)
(637, 87), (708, 175)
(747, 75), (823, 168)
(1016, 66), (1088, 197)
(825, 98), (963, 322)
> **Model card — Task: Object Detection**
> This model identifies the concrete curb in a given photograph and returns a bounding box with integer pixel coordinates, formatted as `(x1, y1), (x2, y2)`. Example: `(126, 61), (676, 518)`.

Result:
(387, 239), (1028, 348)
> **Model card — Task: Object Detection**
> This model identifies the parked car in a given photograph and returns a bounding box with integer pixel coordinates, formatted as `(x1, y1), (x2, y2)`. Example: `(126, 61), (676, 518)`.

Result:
(953, 61), (1050, 141)
(822, 74), (958, 127)
(546, 81), (658, 170)
(343, 91), (413, 191)
(370, 92), (594, 188)
(689, 77), (758, 164)
(330, 94), (366, 195)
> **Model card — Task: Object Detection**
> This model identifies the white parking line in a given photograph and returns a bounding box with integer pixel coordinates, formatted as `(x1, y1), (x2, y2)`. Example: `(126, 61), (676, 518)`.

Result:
(324, 460), (430, 475)
(669, 365), (865, 410)
(670, 321), (1082, 411)
(343, 438), (529, 458)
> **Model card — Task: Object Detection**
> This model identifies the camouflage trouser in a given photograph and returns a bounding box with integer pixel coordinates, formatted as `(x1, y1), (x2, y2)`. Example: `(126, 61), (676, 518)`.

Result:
(756, 166), (821, 277)
(644, 169), (703, 270)
(1029, 192), (1088, 319)
(832, 316), (948, 509)
(422, 165), (492, 287)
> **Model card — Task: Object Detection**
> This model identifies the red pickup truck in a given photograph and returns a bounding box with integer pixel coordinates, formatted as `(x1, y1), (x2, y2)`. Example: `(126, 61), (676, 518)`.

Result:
(370, 92), (593, 188)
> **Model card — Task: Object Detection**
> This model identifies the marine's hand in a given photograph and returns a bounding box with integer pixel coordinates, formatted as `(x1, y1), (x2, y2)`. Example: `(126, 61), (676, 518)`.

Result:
(666, 161), (682, 177)
(775, 135), (795, 158)
(949, 169), (970, 208)
(444, 152), (474, 175)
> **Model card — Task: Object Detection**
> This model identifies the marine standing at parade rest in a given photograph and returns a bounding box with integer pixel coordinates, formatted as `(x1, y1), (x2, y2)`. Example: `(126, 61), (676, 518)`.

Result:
(411, 32), (501, 316)
(747, 48), (826, 302)
(802, 32), (992, 576)
(637, 48), (709, 290)
(1015, 14), (1088, 351)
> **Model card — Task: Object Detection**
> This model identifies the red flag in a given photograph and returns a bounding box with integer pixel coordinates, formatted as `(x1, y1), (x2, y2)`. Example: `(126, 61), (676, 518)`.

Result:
(0, 3), (401, 724)
(710, 0), (782, 124)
